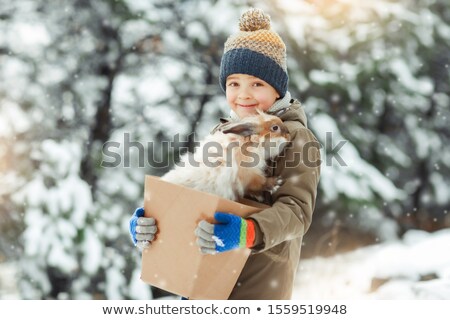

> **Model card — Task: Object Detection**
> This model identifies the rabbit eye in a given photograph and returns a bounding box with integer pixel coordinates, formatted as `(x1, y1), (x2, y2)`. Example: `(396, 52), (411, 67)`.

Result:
(271, 125), (279, 132)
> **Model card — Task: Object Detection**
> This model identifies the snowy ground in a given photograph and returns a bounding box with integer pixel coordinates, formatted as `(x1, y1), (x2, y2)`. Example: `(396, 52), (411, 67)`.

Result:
(1, 228), (449, 300)
(0, 261), (19, 299)
(293, 228), (450, 299)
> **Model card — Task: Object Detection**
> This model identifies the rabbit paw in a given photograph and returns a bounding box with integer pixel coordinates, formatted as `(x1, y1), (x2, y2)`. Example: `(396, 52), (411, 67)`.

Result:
(251, 194), (265, 203)
(265, 176), (284, 193)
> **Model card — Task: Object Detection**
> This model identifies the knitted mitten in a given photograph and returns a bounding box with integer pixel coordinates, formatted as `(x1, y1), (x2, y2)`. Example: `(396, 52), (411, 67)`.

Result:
(129, 207), (145, 245)
(129, 207), (157, 250)
(213, 212), (255, 253)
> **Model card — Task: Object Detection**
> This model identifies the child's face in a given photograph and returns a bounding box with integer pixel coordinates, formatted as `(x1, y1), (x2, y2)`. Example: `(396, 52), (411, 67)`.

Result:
(225, 74), (280, 118)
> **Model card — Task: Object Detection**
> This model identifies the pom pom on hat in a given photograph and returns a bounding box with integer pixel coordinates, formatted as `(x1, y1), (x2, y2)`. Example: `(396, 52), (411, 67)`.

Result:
(219, 8), (289, 98)
(239, 8), (271, 32)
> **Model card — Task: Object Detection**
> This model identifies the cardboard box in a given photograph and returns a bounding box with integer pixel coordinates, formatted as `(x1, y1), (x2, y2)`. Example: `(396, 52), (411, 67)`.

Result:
(140, 175), (267, 300)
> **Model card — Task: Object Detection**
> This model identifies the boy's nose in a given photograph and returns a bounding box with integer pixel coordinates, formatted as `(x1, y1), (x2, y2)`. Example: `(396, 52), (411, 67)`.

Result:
(237, 87), (251, 99)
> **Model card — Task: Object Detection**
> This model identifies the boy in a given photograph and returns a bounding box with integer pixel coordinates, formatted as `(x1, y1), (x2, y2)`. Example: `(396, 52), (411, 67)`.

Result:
(129, 8), (321, 299)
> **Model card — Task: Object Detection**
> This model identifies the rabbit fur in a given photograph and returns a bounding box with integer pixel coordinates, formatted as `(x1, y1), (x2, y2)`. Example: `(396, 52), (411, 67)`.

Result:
(161, 108), (291, 201)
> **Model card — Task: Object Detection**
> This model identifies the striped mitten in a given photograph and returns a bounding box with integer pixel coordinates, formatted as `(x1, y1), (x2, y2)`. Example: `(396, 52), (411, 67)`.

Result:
(197, 211), (257, 254)
(213, 212), (256, 252)
(195, 212), (256, 254)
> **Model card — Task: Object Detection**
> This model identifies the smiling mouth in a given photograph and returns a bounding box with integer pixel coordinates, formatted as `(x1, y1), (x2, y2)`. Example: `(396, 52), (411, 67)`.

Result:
(237, 104), (258, 108)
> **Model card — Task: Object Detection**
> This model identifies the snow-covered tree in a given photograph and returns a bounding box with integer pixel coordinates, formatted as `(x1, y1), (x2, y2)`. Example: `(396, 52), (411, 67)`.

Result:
(0, 0), (252, 299)
(1, 0), (449, 299)
(262, 0), (450, 254)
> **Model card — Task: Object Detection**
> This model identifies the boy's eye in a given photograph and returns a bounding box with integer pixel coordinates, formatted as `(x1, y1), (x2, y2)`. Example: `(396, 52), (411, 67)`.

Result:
(253, 82), (264, 87)
(227, 82), (239, 87)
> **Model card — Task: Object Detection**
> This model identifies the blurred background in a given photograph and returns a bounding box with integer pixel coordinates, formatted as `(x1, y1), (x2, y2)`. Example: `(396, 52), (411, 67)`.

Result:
(0, 0), (449, 299)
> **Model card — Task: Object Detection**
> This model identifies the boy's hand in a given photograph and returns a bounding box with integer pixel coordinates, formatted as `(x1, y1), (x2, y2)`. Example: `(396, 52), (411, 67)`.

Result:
(129, 207), (157, 250)
(195, 212), (255, 254)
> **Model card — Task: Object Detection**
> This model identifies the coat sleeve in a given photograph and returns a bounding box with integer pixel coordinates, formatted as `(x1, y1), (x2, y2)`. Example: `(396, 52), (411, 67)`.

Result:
(248, 125), (321, 253)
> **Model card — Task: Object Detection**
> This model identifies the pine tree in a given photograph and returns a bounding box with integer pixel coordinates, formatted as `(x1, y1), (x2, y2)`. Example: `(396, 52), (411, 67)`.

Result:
(3, 0), (448, 298)
(1, 0), (251, 299)
(267, 0), (450, 255)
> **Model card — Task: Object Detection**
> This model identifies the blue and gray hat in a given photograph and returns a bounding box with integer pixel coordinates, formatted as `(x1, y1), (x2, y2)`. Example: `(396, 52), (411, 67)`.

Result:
(219, 8), (289, 98)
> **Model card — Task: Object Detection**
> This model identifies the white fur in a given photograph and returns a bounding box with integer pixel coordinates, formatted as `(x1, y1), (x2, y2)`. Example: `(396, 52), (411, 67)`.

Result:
(161, 113), (290, 201)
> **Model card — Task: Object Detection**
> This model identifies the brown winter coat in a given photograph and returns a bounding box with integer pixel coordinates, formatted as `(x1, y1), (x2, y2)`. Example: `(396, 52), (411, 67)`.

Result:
(215, 100), (321, 299)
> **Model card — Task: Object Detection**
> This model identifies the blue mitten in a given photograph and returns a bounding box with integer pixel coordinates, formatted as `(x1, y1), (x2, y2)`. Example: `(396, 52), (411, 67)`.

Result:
(129, 207), (157, 250)
(195, 212), (256, 254)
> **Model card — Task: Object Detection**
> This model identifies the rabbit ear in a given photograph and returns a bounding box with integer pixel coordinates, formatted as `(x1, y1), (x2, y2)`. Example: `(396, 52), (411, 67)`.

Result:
(268, 107), (290, 118)
(222, 122), (257, 137)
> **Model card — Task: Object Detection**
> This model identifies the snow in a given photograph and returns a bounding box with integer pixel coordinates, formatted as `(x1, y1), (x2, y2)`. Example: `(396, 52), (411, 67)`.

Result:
(82, 228), (102, 275)
(203, 0), (240, 35)
(143, 105), (189, 136)
(0, 100), (31, 137)
(2, 228), (449, 299)
(389, 59), (434, 95)
(1, 0), (449, 302)
(18, 140), (94, 228)
(119, 20), (153, 49)
(309, 70), (340, 85)
(36, 64), (68, 86)
(7, 22), (50, 54)
(163, 30), (190, 55)
(124, 0), (154, 13)
(114, 71), (174, 107)
(430, 173), (450, 205)
(406, 115), (442, 160)
(293, 229), (450, 299)
(47, 241), (78, 274)
(376, 135), (412, 168)
(310, 113), (406, 203)
(39, 139), (81, 176)
(128, 269), (153, 300)
(105, 253), (127, 299)
(186, 21), (210, 45)
(0, 263), (20, 299)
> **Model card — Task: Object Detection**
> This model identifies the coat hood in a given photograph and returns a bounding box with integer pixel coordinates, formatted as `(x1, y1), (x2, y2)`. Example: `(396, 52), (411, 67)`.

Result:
(278, 99), (308, 128)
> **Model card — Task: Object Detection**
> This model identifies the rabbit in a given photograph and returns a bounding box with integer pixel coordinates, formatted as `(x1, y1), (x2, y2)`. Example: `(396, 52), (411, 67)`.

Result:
(161, 108), (291, 201)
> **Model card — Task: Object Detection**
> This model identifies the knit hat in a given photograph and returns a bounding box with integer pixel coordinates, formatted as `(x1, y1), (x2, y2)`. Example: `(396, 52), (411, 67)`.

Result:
(219, 8), (289, 98)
